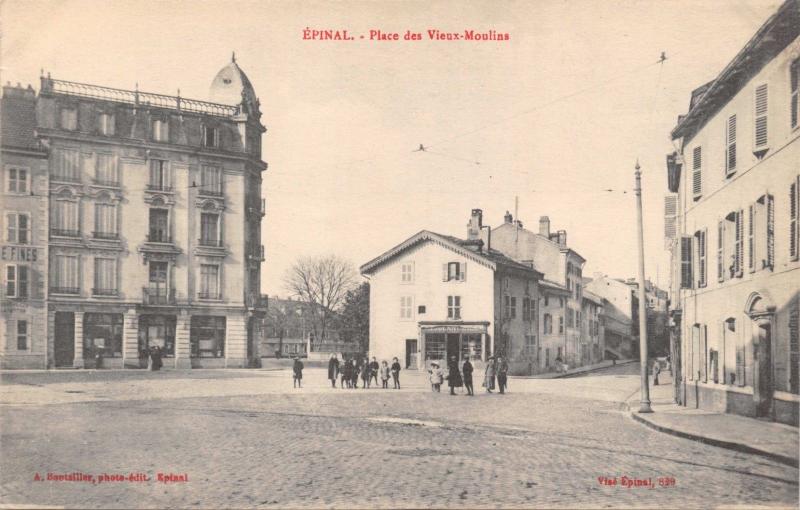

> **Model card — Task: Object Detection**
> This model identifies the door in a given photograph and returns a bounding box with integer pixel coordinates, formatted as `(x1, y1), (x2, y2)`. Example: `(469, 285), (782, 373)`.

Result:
(54, 312), (75, 367)
(753, 323), (772, 418)
(405, 339), (418, 369)
(446, 333), (460, 362)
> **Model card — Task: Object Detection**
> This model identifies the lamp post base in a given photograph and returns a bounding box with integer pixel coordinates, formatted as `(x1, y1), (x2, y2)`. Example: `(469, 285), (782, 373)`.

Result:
(638, 401), (654, 413)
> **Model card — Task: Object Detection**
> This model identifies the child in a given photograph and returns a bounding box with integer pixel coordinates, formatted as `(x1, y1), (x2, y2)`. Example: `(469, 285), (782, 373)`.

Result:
(292, 357), (304, 388)
(428, 362), (443, 392)
(380, 360), (390, 389)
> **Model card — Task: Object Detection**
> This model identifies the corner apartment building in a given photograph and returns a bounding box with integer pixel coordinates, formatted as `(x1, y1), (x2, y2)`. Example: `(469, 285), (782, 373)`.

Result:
(0, 56), (268, 369)
(665, 0), (799, 425)
(361, 209), (542, 373)
(0, 84), (49, 368)
(491, 213), (589, 370)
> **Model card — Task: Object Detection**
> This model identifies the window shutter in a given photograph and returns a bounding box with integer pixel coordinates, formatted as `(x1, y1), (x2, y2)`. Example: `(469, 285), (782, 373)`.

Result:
(698, 230), (706, 287)
(680, 236), (693, 288)
(460, 262), (467, 282)
(726, 114), (736, 173)
(735, 210), (744, 277)
(766, 194), (774, 270)
(717, 220), (725, 282)
(748, 204), (755, 272)
(701, 325), (708, 383)
(735, 336), (745, 387)
(664, 194), (678, 248)
(692, 146), (702, 197)
(790, 178), (798, 261)
(442, 264), (448, 282)
(754, 84), (768, 150)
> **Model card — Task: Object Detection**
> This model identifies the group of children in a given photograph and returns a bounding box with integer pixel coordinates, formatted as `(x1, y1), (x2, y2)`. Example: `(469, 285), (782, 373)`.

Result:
(326, 355), (402, 389)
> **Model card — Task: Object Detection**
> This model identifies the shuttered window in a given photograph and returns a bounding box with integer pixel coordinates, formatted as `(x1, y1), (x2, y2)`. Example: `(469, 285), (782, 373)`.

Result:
(680, 236), (693, 288)
(790, 306), (799, 394)
(754, 84), (768, 151)
(717, 220), (725, 282)
(791, 59), (799, 129)
(734, 209), (744, 278)
(791, 177), (799, 261)
(695, 230), (706, 287)
(748, 204), (756, 272)
(692, 146), (702, 198)
(664, 195), (677, 247)
(725, 114), (736, 174)
(765, 194), (774, 270)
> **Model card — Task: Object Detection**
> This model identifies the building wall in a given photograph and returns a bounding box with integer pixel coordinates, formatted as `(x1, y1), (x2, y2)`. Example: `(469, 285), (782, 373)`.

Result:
(538, 290), (568, 371)
(492, 269), (540, 374)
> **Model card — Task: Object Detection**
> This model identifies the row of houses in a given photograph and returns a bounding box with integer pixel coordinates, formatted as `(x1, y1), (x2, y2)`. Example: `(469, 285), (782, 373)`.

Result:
(664, 0), (799, 425)
(0, 56), (268, 369)
(360, 209), (665, 374)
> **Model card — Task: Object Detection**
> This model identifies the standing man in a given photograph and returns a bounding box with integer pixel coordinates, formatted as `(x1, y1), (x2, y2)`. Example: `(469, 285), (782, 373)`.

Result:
(369, 357), (380, 387)
(496, 356), (509, 394)
(391, 357), (402, 389)
(462, 356), (474, 396)
(293, 357), (304, 388)
(328, 354), (340, 388)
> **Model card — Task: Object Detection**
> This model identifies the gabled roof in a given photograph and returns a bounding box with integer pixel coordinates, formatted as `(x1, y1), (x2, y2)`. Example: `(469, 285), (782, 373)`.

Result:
(360, 230), (543, 278)
(539, 278), (571, 296)
(583, 290), (604, 305)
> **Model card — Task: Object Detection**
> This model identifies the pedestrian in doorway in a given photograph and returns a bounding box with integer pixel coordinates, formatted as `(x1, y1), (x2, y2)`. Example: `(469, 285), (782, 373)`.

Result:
(497, 356), (509, 394)
(293, 357), (304, 388)
(391, 357), (402, 389)
(380, 360), (391, 389)
(150, 346), (163, 371)
(361, 359), (371, 389)
(462, 356), (474, 396)
(652, 359), (661, 386)
(446, 355), (463, 396)
(484, 356), (496, 393)
(369, 357), (380, 387)
(328, 354), (340, 388)
(429, 362), (443, 392)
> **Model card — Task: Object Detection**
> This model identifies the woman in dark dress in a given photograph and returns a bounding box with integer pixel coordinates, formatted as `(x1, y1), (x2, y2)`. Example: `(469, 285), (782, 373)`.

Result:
(446, 356), (463, 395)
(462, 357), (474, 396)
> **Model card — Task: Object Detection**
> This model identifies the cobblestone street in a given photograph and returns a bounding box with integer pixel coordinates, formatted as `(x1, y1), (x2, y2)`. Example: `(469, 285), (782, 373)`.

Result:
(1, 364), (797, 509)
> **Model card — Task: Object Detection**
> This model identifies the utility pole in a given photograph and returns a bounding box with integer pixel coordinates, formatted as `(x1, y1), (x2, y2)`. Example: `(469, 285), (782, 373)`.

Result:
(635, 160), (653, 413)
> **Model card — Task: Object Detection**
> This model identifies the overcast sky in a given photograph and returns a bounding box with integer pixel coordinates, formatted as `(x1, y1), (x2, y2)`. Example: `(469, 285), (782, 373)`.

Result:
(1, 0), (783, 296)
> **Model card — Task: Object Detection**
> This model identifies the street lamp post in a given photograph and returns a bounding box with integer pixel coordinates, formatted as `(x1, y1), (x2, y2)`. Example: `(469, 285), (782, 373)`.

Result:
(635, 160), (653, 413)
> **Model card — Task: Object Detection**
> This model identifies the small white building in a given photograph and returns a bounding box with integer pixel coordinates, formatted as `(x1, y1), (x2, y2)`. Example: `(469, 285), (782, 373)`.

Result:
(360, 210), (542, 372)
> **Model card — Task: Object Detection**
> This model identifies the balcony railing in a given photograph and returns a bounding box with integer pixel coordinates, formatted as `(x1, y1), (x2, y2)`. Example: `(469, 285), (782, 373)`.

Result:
(50, 228), (81, 238)
(142, 287), (176, 305)
(146, 233), (172, 243)
(93, 231), (119, 240)
(50, 174), (81, 184)
(197, 291), (222, 300)
(146, 183), (173, 192)
(92, 288), (118, 296)
(198, 238), (223, 247)
(92, 178), (120, 187)
(197, 188), (223, 197)
(51, 286), (79, 295)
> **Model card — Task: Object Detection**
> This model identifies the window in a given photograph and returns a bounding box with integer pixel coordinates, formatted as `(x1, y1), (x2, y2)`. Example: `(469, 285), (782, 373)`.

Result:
(735, 327), (746, 387)
(6, 167), (29, 194)
(16, 320), (28, 350)
(695, 230), (706, 287)
(748, 204), (756, 273)
(98, 112), (115, 136)
(525, 334), (536, 354)
(202, 125), (219, 148)
(544, 296), (549, 307)
(51, 198), (80, 237)
(522, 297), (532, 321)
(543, 313), (552, 334)
(680, 236), (693, 288)
(717, 220), (725, 282)
(60, 108), (77, 130)
(6, 213), (30, 244)
(5, 265), (28, 298)
(558, 316), (564, 333)
(750, 195), (775, 271)
(567, 308), (574, 328)
(84, 313), (123, 357)
(199, 264), (220, 299)
(505, 296), (517, 319)
(95, 154), (117, 185)
(400, 262), (414, 283)
(191, 316), (226, 358)
(734, 210), (744, 278)
(200, 212), (220, 246)
(790, 176), (799, 261)
(149, 160), (170, 190)
(443, 262), (466, 282)
(50, 255), (79, 294)
(151, 117), (169, 142)
(754, 84), (768, 153)
(425, 333), (446, 361)
(460, 334), (482, 361)
(725, 114), (736, 174)
(199, 165), (222, 196)
(93, 258), (117, 296)
(447, 295), (461, 320)
(148, 209), (169, 242)
(792, 58), (799, 130)
(400, 296), (413, 319)
(52, 149), (80, 182)
(692, 146), (702, 199)
(94, 202), (118, 239)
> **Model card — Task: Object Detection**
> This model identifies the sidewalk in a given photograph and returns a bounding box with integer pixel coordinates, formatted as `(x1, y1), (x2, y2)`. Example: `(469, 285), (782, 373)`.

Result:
(523, 358), (635, 379)
(628, 374), (799, 468)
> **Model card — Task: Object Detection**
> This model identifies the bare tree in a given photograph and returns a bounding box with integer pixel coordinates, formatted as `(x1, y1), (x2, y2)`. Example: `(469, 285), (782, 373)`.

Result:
(283, 255), (358, 345)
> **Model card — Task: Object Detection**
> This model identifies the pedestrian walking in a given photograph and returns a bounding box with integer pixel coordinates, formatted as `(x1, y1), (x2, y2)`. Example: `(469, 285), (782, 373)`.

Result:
(484, 356), (496, 392)
(496, 356), (509, 394)
(328, 354), (340, 388)
(361, 359), (371, 388)
(369, 357), (380, 387)
(149, 345), (163, 372)
(380, 360), (390, 388)
(429, 362), (443, 392)
(446, 355), (463, 395)
(391, 357), (402, 389)
(462, 357), (474, 396)
(293, 357), (304, 388)
(652, 359), (661, 386)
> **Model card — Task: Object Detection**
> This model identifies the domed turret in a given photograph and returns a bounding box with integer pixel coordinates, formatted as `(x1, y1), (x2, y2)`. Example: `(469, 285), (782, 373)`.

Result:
(209, 53), (258, 111)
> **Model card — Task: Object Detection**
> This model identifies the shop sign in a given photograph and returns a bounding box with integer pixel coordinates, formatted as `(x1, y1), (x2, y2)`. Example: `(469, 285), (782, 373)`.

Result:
(1, 245), (39, 262)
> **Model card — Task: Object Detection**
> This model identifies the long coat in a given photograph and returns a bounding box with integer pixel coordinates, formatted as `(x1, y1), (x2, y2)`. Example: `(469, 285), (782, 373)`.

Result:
(447, 359), (463, 387)
(328, 358), (340, 380)
(462, 360), (474, 384)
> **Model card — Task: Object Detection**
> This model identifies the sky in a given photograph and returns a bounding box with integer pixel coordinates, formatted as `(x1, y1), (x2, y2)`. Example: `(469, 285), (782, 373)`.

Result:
(0, 0), (784, 297)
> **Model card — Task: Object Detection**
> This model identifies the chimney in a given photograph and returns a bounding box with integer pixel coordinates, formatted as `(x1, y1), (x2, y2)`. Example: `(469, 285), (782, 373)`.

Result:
(504, 211), (513, 224)
(467, 209), (483, 240)
(539, 216), (550, 237)
(557, 230), (567, 247)
(480, 225), (491, 252)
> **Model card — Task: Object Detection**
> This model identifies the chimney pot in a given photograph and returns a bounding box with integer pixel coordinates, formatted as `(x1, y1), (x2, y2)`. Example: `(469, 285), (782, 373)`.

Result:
(467, 208), (483, 240)
(504, 211), (513, 224)
(539, 216), (550, 237)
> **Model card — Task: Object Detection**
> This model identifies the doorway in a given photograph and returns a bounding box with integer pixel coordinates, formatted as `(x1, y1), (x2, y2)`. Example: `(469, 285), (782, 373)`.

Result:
(446, 333), (460, 362)
(54, 312), (75, 367)
(405, 339), (418, 369)
(753, 322), (772, 418)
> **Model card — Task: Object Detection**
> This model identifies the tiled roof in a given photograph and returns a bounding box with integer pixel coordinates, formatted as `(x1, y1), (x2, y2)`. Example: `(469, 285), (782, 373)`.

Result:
(1, 90), (41, 151)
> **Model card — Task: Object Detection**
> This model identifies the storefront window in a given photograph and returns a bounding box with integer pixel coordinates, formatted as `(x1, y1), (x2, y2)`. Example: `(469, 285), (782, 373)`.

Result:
(424, 333), (445, 361)
(460, 334), (483, 361)
(138, 315), (176, 356)
(191, 316), (226, 358)
(84, 313), (123, 358)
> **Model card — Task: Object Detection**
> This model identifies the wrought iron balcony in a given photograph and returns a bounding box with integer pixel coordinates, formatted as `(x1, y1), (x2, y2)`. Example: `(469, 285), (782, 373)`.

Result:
(50, 286), (79, 295)
(142, 287), (176, 305)
(50, 228), (81, 238)
(92, 178), (120, 187)
(50, 174), (81, 184)
(198, 238), (223, 247)
(197, 188), (223, 197)
(93, 231), (119, 240)
(197, 291), (222, 300)
(146, 232), (172, 243)
(92, 288), (118, 296)
(146, 183), (173, 192)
